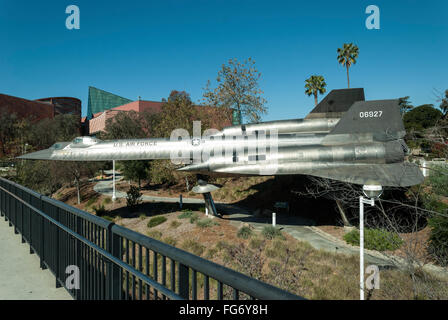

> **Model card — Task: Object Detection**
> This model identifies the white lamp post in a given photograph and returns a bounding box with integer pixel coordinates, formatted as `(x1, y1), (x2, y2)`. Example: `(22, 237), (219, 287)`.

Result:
(112, 160), (116, 201)
(360, 185), (382, 300)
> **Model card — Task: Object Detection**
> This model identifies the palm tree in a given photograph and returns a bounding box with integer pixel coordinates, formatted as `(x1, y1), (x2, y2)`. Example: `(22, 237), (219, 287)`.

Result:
(440, 89), (448, 118)
(305, 75), (327, 106)
(398, 96), (413, 118)
(337, 43), (359, 88)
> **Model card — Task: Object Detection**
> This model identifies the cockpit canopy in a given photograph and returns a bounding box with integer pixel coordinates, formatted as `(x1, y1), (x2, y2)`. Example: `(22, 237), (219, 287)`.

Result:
(70, 136), (101, 148)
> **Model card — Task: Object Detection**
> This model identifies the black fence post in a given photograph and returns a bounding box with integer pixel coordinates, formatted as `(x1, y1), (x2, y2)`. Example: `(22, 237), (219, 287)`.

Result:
(39, 197), (47, 270)
(178, 263), (189, 299)
(108, 225), (122, 300)
(55, 207), (62, 288)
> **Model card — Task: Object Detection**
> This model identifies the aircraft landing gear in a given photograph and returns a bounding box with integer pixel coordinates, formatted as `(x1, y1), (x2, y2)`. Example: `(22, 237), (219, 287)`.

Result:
(192, 177), (222, 218)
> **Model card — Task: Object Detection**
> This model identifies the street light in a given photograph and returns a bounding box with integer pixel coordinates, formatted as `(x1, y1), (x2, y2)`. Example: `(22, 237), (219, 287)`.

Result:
(359, 184), (382, 301)
(112, 160), (116, 201)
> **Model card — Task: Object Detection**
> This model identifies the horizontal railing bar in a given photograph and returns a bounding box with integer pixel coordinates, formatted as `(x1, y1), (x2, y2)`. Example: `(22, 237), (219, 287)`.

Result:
(111, 224), (303, 300)
(0, 178), (111, 229)
(0, 185), (183, 300)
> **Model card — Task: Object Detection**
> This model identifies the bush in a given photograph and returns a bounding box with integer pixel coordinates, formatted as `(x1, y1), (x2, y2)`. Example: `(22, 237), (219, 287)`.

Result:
(103, 197), (112, 205)
(237, 226), (253, 239)
(178, 210), (193, 219)
(343, 228), (403, 251)
(262, 226), (284, 240)
(126, 185), (142, 211)
(428, 167), (448, 196)
(147, 216), (167, 228)
(92, 204), (107, 217)
(427, 214), (448, 265)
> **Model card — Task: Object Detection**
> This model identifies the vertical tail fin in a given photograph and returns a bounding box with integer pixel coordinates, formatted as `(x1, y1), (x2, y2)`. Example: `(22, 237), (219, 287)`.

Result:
(305, 88), (365, 119)
(323, 99), (406, 144)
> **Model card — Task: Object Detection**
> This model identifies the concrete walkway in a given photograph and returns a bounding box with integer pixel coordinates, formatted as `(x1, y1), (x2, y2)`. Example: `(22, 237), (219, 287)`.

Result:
(0, 218), (72, 300)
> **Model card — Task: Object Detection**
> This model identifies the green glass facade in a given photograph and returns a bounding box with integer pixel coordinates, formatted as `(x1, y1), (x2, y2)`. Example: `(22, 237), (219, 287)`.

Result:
(232, 109), (242, 125)
(87, 86), (132, 119)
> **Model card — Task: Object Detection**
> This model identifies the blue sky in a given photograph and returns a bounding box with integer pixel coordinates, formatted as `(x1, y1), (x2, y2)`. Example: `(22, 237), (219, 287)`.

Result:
(1, 0), (447, 121)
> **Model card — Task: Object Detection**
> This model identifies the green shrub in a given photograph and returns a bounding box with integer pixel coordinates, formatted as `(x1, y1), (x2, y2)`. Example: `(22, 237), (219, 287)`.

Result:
(427, 214), (448, 265)
(196, 218), (219, 228)
(103, 197), (112, 205)
(262, 226), (284, 240)
(422, 194), (448, 213)
(343, 228), (403, 251)
(237, 226), (253, 239)
(178, 210), (193, 219)
(199, 207), (206, 213)
(126, 185), (142, 211)
(147, 216), (167, 228)
(428, 167), (448, 196)
(92, 204), (107, 217)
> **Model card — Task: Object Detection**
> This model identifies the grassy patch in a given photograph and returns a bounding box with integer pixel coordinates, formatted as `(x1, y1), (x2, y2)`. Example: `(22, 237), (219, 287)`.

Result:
(262, 226), (285, 240)
(189, 213), (199, 224)
(170, 220), (181, 229)
(147, 216), (167, 228)
(181, 239), (205, 256)
(102, 197), (112, 205)
(147, 230), (162, 240)
(237, 226), (253, 239)
(178, 210), (193, 219)
(343, 228), (403, 251)
(196, 218), (219, 228)
(163, 237), (177, 246)
(249, 238), (265, 250)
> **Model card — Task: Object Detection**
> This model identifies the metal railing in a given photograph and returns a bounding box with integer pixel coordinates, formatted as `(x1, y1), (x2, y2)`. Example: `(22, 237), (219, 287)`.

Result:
(0, 177), (304, 300)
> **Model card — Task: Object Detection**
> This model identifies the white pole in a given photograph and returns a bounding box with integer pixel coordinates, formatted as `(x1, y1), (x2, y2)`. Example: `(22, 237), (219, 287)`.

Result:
(112, 160), (116, 201)
(360, 196), (375, 300)
(359, 196), (364, 301)
(272, 212), (276, 227)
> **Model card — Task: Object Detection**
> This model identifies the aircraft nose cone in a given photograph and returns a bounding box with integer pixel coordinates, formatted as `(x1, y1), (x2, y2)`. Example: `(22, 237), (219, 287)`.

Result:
(17, 149), (54, 160)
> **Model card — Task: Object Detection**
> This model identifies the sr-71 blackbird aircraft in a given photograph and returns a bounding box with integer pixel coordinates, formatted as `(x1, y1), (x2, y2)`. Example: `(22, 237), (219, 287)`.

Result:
(19, 88), (424, 189)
